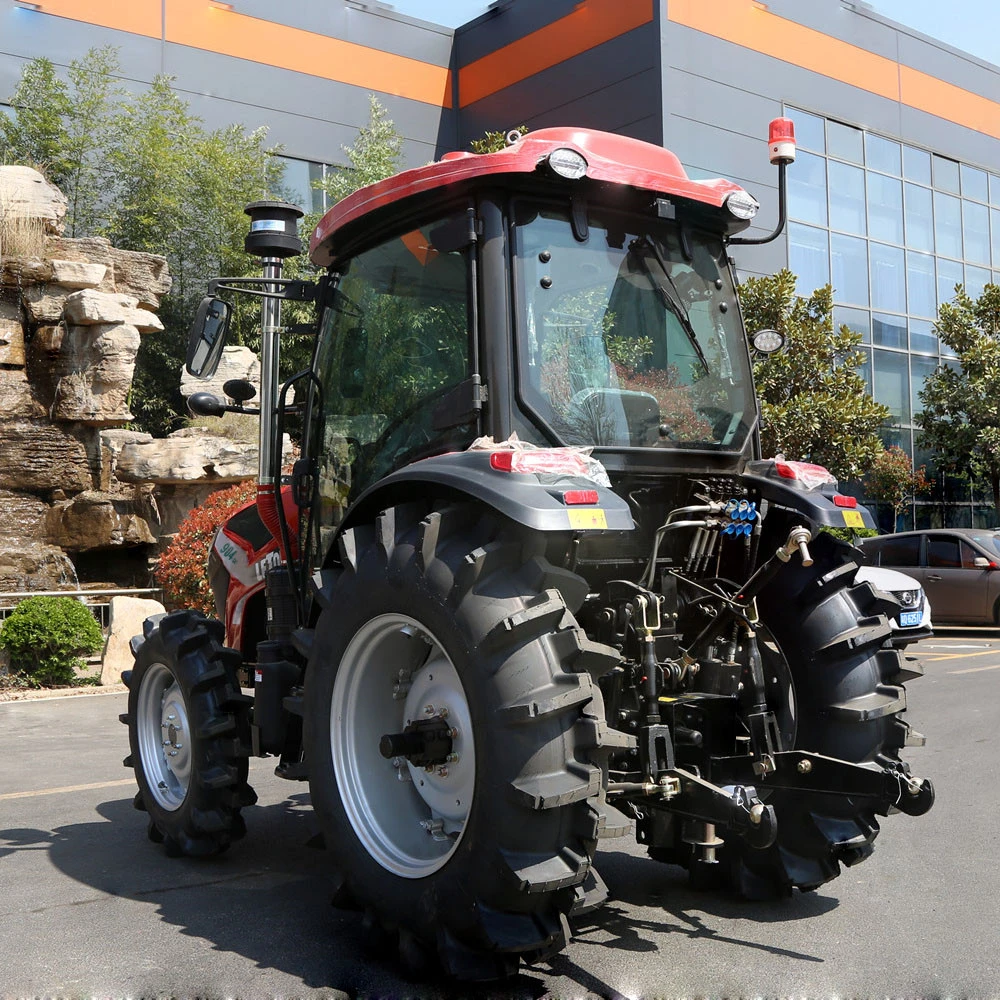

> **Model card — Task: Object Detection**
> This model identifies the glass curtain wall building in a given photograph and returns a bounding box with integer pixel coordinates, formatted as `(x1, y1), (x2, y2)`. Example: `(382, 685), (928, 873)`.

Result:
(786, 108), (1000, 529)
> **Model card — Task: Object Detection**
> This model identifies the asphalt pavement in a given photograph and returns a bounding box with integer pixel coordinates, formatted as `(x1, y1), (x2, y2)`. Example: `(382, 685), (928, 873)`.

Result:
(1, 632), (998, 999)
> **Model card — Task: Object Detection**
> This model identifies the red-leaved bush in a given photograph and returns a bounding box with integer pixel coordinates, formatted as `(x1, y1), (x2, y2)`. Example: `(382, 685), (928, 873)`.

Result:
(155, 480), (257, 614)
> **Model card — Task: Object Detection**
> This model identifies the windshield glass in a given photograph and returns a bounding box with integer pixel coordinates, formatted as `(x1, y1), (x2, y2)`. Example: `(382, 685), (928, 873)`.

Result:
(514, 203), (755, 450)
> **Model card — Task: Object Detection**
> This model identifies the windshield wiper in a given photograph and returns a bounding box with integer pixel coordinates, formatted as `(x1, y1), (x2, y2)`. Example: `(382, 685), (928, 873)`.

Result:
(628, 236), (709, 375)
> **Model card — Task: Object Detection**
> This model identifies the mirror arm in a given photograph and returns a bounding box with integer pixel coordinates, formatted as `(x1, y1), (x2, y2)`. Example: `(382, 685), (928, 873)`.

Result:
(208, 277), (319, 301)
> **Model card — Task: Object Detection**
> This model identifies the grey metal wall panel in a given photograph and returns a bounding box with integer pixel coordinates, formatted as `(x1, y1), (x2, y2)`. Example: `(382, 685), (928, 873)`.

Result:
(763, 0), (900, 60)
(663, 25), (907, 139)
(457, 24), (659, 145)
(1, 9), (163, 83)
(178, 90), (439, 169)
(896, 31), (1000, 103)
(162, 45), (449, 147)
(460, 67), (661, 146)
(897, 105), (999, 173)
(662, 115), (776, 188)
(665, 69), (783, 145)
(456, 0), (580, 64)
(222, 1), (454, 64)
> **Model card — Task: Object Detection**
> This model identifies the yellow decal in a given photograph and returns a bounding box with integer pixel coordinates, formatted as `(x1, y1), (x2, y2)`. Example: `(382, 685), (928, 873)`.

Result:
(568, 508), (608, 530)
(842, 509), (865, 528)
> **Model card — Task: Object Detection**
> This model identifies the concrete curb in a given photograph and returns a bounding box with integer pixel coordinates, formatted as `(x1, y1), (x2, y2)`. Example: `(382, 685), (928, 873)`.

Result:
(0, 682), (128, 704)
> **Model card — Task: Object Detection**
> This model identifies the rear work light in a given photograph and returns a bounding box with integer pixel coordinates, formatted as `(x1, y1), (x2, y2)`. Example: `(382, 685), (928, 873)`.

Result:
(768, 117), (796, 164)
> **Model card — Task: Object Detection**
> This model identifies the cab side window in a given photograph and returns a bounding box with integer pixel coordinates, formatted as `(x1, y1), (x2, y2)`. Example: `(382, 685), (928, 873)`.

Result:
(310, 215), (474, 558)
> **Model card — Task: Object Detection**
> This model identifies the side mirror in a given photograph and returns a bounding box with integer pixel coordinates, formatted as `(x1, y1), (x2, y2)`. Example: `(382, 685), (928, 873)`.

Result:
(973, 556), (992, 569)
(186, 297), (231, 378)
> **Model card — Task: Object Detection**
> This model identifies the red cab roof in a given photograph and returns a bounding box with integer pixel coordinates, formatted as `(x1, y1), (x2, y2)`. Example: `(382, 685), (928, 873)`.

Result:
(310, 127), (747, 266)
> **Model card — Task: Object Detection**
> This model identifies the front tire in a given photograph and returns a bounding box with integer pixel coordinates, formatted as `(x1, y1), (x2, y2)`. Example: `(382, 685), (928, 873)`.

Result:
(304, 503), (616, 979)
(121, 610), (255, 857)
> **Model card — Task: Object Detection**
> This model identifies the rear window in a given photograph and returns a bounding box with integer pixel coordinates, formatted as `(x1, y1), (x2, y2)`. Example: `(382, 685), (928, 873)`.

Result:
(871, 535), (920, 567)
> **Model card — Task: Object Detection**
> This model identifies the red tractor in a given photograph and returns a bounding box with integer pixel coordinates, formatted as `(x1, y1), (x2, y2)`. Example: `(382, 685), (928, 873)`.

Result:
(121, 122), (933, 979)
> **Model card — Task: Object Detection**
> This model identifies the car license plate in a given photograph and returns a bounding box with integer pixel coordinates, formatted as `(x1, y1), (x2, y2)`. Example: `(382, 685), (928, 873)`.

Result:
(899, 611), (922, 627)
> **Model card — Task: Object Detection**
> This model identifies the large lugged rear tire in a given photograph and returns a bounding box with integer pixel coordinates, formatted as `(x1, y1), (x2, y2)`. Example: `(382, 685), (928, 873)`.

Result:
(726, 531), (922, 898)
(304, 502), (617, 980)
(121, 610), (256, 857)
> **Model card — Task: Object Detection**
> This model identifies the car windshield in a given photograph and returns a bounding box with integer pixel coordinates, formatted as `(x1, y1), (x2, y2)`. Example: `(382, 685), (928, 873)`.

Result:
(513, 202), (755, 450)
(966, 532), (1000, 557)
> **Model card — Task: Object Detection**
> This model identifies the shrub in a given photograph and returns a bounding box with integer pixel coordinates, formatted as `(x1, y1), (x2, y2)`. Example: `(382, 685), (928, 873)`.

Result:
(0, 596), (104, 688)
(155, 480), (257, 615)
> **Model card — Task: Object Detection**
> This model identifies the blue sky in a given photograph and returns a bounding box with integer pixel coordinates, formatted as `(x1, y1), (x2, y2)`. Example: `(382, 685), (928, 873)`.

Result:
(389, 0), (1000, 67)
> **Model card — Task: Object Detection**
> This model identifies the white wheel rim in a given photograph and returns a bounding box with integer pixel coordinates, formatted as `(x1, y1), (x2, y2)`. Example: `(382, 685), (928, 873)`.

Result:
(136, 661), (191, 811)
(330, 614), (474, 878)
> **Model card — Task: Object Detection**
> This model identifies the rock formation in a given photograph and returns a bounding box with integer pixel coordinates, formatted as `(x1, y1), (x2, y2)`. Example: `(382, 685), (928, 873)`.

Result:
(0, 166), (261, 593)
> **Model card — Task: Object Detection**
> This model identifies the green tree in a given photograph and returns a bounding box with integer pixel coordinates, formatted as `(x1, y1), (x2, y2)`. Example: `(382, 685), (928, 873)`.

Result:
(0, 47), (121, 237)
(741, 269), (890, 481)
(866, 445), (931, 531)
(315, 94), (402, 206)
(469, 124), (529, 153)
(1, 48), (285, 435)
(916, 282), (1000, 514)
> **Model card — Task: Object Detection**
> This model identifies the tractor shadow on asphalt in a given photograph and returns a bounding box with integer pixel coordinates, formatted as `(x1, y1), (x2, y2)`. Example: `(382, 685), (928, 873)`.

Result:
(23, 793), (836, 998)
(570, 846), (837, 963)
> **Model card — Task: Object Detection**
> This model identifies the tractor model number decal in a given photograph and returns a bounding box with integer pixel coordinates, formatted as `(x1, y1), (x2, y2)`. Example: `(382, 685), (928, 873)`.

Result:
(842, 510), (865, 529)
(568, 508), (608, 530)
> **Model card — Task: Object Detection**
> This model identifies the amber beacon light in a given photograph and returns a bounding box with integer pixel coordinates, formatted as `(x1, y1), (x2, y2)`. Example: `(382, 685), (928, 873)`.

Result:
(730, 117), (797, 245)
(768, 117), (797, 164)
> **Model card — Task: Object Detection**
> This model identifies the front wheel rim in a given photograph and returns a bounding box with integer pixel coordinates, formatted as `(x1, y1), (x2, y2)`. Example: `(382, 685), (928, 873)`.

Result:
(136, 661), (192, 811)
(330, 614), (475, 878)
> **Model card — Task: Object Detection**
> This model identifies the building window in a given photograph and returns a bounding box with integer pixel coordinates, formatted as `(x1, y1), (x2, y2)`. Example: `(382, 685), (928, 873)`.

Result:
(828, 120), (863, 163)
(275, 155), (332, 214)
(904, 182), (934, 252)
(789, 222), (829, 295)
(829, 161), (866, 235)
(785, 107), (1000, 525)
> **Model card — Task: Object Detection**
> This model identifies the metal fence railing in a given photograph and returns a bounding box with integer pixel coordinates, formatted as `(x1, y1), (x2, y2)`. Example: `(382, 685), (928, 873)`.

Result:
(0, 588), (163, 633)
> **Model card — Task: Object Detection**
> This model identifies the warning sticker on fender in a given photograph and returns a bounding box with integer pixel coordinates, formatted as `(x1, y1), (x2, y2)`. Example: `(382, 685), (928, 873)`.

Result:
(842, 510), (865, 528)
(568, 508), (608, 530)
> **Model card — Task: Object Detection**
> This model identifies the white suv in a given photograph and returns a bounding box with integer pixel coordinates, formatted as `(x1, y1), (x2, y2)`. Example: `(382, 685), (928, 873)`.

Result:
(855, 565), (932, 648)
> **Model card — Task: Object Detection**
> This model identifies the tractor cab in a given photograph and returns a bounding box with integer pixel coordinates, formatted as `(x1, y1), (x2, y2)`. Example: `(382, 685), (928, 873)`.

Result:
(304, 128), (771, 547)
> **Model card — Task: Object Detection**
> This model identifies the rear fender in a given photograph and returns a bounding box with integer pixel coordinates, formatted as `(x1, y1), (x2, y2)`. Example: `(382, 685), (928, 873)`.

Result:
(339, 450), (635, 537)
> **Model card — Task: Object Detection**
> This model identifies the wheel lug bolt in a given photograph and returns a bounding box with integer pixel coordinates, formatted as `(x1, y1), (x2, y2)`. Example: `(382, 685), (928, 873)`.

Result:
(446, 753), (459, 763)
(437, 766), (449, 777)
(797, 760), (812, 774)
(424, 705), (435, 716)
